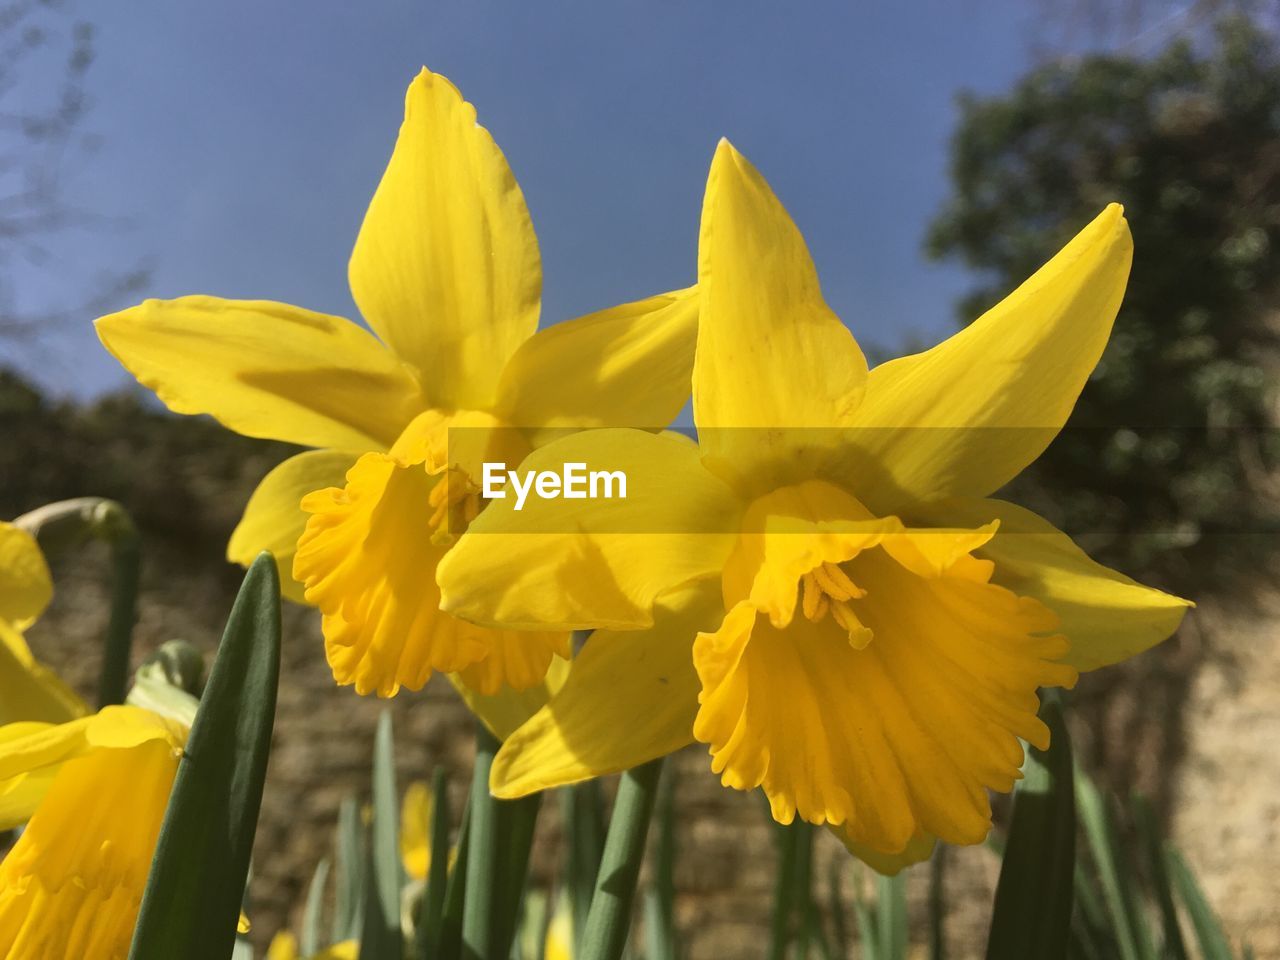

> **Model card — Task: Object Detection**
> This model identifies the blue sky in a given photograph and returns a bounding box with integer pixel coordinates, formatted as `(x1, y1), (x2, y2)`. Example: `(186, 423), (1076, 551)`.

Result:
(10, 0), (1056, 397)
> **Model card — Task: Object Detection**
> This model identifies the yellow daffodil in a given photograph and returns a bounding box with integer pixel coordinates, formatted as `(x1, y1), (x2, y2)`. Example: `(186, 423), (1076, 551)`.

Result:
(543, 895), (573, 960)
(267, 931), (358, 960)
(96, 67), (696, 705)
(0, 704), (187, 958)
(437, 140), (1191, 873)
(0, 522), (87, 726)
(400, 779), (434, 882)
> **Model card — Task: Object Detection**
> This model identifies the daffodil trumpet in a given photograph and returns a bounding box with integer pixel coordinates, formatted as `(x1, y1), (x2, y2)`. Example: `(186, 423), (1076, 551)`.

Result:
(437, 140), (1191, 874)
(0, 705), (188, 959)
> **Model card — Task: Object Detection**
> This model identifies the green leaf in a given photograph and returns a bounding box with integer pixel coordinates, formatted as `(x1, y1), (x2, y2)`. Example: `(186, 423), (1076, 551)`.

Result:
(437, 797), (473, 959)
(301, 857), (331, 956)
(768, 817), (800, 960)
(828, 861), (849, 960)
(1166, 847), (1234, 960)
(334, 796), (367, 944)
(1076, 768), (1144, 960)
(128, 553), (282, 960)
(360, 710), (403, 958)
(986, 697), (1075, 960)
(850, 865), (879, 960)
(492, 790), (542, 958)
(928, 846), (947, 960)
(578, 758), (665, 960)
(1132, 795), (1187, 960)
(794, 822), (815, 960)
(415, 766), (451, 959)
(463, 722), (501, 958)
(488, 794), (538, 956)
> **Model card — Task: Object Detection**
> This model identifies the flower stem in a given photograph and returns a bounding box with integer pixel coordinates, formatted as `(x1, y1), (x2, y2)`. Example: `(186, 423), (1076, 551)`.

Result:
(99, 513), (140, 706)
(578, 757), (665, 960)
(15, 497), (140, 706)
(462, 720), (501, 958)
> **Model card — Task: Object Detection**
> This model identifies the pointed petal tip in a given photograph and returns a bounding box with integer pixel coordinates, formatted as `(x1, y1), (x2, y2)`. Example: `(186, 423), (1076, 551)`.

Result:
(711, 137), (751, 178)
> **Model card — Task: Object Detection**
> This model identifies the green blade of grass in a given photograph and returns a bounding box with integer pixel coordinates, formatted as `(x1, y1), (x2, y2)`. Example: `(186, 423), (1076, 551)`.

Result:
(1076, 769), (1144, 960)
(928, 845), (947, 960)
(438, 796), (472, 959)
(1131, 795), (1187, 960)
(128, 553), (282, 960)
(986, 698), (1075, 960)
(462, 721), (501, 958)
(794, 822), (815, 960)
(850, 866), (879, 960)
(1165, 847), (1234, 960)
(301, 856), (331, 956)
(415, 766), (452, 959)
(768, 814), (800, 960)
(828, 860), (849, 960)
(334, 796), (366, 944)
(360, 710), (403, 958)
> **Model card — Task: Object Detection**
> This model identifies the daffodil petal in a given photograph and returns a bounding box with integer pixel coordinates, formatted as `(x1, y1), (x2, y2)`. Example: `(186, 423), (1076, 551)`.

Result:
(96, 297), (424, 451)
(350, 68), (540, 408)
(832, 826), (937, 876)
(0, 766), (57, 831)
(267, 932), (299, 960)
(0, 738), (178, 959)
(448, 655), (571, 742)
(496, 287), (698, 440)
(0, 716), (94, 783)
(84, 704), (187, 752)
(456, 630), (573, 697)
(0, 522), (51, 627)
(490, 581), (721, 798)
(228, 450), (359, 603)
(0, 621), (88, 726)
(438, 429), (741, 631)
(910, 497), (1191, 671)
(315, 943), (359, 960)
(694, 141), (868, 491)
(846, 205), (1132, 512)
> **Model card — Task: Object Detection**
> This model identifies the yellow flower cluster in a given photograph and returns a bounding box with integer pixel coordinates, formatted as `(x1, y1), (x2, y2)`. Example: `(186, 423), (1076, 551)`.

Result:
(1, 65), (1190, 957)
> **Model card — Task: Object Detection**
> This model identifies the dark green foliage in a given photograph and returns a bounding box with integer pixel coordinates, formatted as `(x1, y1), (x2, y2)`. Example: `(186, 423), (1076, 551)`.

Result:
(928, 16), (1280, 591)
(129, 554), (282, 959)
(986, 698), (1075, 960)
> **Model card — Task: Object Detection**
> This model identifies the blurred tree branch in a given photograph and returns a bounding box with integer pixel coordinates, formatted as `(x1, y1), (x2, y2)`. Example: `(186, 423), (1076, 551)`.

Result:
(0, 0), (146, 344)
(1031, 0), (1280, 56)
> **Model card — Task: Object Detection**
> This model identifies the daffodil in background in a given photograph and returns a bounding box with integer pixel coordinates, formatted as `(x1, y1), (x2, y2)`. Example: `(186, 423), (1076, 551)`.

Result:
(438, 140), (1191, 873)
(0, 705), (187, 958)
(266, 932), (358, 960)
(0, 521), (87, 726)
(400, 779), (435, 883)
(96, 67), (697, 706)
